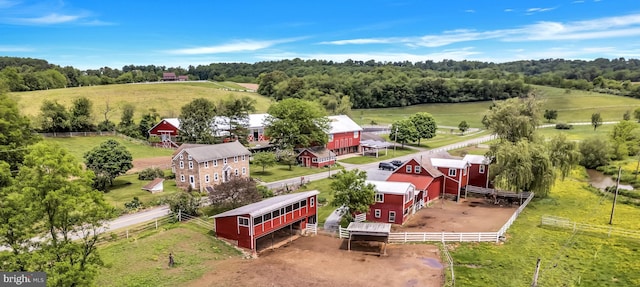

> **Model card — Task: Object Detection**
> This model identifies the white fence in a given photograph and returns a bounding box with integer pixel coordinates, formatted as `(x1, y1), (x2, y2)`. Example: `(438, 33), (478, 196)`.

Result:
(497, 192), (534, 236)
(441, 241), (455, 287)
(338, 226), (349, 239)
(354, 213), (366, 222)
(540, 216), (640, 240)
(39, 131), (117, 137)
(305, 223), (318, 235)
(428, 134), (497, 154)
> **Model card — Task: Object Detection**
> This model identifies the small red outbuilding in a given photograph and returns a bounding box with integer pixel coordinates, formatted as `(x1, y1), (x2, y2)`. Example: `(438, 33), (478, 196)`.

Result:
(213, 190), (319, 251)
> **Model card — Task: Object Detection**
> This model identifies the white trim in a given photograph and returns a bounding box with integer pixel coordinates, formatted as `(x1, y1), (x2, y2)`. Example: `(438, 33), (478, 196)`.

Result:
(374, 209), (381, 218)
(213, 159), (218, 167)
(389, 211), (396, 222)
(214, 173), (219, 181)
(188, 161), (194, 169)
(205, 174), (210, 183)
(406, 165), (412, 173)
(238, 217), (249, 227)
(179, 161), (184, 169)
(414, 165), (421, 174)
(180, 175), (185, 182)
(448, 168), (456, 177)
(242, 167), (247, 175)
(375, 193), (384, 203)
(479, 165), (485, 174)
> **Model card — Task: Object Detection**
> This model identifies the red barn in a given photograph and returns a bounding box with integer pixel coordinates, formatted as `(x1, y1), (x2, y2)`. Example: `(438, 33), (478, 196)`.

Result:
(213, 190), (319, 251)
(148, 118), (181, 148)
(297, 147), (336, 168)
(431, 158), (470, 201)
(463, 154), (491, 188)
(364, 180), (416, 225)
(326, 115), (363, 155)
(387, 157), (444, 207)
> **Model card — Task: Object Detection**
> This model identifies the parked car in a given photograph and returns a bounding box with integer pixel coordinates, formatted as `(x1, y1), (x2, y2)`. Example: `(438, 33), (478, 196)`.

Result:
(390, 160), (404, 167)
(378, 162), (396, 171)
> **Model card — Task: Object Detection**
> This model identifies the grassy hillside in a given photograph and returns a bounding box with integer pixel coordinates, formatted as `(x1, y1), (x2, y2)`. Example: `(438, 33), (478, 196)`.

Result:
(354, 85), (640, 127)
(10, 81), (272, 123)
(45, 136), (173, 160)
(451, 169), (640, 286)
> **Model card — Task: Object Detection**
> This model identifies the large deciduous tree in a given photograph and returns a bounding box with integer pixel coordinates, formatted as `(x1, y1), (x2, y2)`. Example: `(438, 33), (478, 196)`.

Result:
(543, 109), (558, 122)
(458, 120), (470, 135)
(84, 139), (133, 190)
(179, 98), (218, 144)
(410, 112), (437, 145)
(591, 112), (603, 131)
(264, 98), (330, 149)
(579, 137), (611, 169)
(609, 120), (639, 160)
(8, 142), (115, 286)
(252, 151), (277, 173)
(330, 169), (375, 219)
(208, 177), (262, 210)
(390, 118), (419, 147)
(219, 95), (256, 145)
(39, 100), (71, 133)
(0, 93), (40, 170)
(138, 108), (159, 139)
(70, 97), (95, 131)
(117, 103), (139, 138)
(547, 134), (581, 180)
(482, 96), (540, 143)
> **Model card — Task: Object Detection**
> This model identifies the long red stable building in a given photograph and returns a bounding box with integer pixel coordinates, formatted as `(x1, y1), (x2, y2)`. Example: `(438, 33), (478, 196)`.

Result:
(213, 190), (319, 251)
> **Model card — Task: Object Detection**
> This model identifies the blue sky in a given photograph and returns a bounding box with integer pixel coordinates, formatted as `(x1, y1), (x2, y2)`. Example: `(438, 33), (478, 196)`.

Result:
(1, 0), (640, 69)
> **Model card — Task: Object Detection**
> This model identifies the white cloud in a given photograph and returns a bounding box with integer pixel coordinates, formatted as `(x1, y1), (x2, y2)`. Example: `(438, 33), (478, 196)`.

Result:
(10, 13), (82, 24)
(504, 9), (513, 12)
(572, 0), (585, 3)
(166, 38), (302, 55)
(0, 45), (33, 52)
(465, 9), (475, 13)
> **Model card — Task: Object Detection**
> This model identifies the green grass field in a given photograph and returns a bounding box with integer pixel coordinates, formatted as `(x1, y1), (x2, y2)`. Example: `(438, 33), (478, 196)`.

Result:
(537, 123), (615, 141)
(44, 135), (173, 160)
(96, 224), (241, 287)
(10, 82), (272, 123)
(354, 85), (640, 127)
(450, 169), (640, 286)
(250, 163), (342, 183)
(338, 146), (418, 164)
(297, 178), (335, 225)
(105, 173), (180, 210)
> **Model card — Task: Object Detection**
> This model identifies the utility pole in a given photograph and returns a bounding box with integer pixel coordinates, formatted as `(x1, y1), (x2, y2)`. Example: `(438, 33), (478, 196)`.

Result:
(609, 166), (622, 225)
(393, 127), (398, 156)
(531, 258), (541, 287)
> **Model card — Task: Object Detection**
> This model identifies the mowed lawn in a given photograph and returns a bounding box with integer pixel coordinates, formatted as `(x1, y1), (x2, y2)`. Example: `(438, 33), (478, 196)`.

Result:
(105, 173), (180, 210)
(11, 81), (272, 123)
(44, 135), (173, 160)
(96, 225), (241, 287)
(353, 85), (640, 127)
(537, 123), (616, 141)
(450, 169), (640, 286)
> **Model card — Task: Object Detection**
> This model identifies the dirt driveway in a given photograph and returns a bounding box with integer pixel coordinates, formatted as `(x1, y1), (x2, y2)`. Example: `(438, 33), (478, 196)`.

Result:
(187, 236), (443, 287)
(394, 198), (517, 232)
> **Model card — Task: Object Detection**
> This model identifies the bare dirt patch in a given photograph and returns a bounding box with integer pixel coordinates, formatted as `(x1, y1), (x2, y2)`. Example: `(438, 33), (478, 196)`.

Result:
(186, 236), (443, 287)
(129, 156), (171, 174)
(396, 198), (517, 232)
(237, 83), (259, 90)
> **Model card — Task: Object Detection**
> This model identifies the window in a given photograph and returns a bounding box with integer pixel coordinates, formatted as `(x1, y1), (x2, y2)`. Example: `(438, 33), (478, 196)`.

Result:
(273, 209), (280, 217)
(375, 193), (384, 203)
(312, 158), (318, 163)
(238, 217), (249, 227)
(263, 213), (272, 221)
(213, 159), (218, 167)
(242, 155), (246, 161)
(234, 169), (239, 176)
(406, 165), (412, 173)
(234, 156), (238, 163)
(188, 161), (193, 169)
(414, 165), (421, 174)
(204, 162), (209, 168)
(242, 167), (246, 175)
(388, 211), (396, 222)
(179, 161), (184, 169)
(180, 175), (185, 182)
(214, 173), (219, 181)
(404, 208), (409, 215)
(205, 174), (210, 183)
(223, 158), (228, 164)
(286, 205), (293, 213)
(188, 155), (192, 160)
(179, 154), (183, 160)
(353, 131), (359, 138)
(374, 209), (381, 218)
(328, 134), (334, 142)
(301, 200), (307, 207)
(293, 202), (300, 210)
(253, 217), (262, 225)
(448, 168), (456, 176)
(310, 197), (315, 207)
(479, 165), (485, 174)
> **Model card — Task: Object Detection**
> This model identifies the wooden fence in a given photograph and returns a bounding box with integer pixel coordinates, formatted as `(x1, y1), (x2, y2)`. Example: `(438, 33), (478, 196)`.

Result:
(540, 215), (640, 240)
(39, 131), (117, 137)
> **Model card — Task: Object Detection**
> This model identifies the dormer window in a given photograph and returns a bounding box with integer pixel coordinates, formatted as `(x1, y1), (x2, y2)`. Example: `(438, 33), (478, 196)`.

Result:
(448, 168), (456, 176)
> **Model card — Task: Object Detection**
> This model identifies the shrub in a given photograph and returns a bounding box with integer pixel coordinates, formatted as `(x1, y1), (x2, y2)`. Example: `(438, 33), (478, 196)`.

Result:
(555, 123), (573, 130)
(138, 167), (165, 180)
(124, 197), (143, 210)
(317, 196), (327, 205)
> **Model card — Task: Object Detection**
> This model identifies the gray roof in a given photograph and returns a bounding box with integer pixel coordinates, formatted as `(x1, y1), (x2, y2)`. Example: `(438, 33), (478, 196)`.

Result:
(174, 141), (251, 163)
(463, 154), (491, 165)
(347, 222), (392, 236)
(328, 115), (363, 134)
(297, 146), (336, 158)
(213, 190), (320, 218)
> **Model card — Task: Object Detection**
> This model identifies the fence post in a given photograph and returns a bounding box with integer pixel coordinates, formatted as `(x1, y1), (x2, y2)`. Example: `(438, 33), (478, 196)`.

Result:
(423, 233), (426, 242)
(178, 209), (182, 222)
(441, 232), (444, 242)
(126, 229), (129, 239)
(155, 219), (158, 230)
(460, 233), (463, 242)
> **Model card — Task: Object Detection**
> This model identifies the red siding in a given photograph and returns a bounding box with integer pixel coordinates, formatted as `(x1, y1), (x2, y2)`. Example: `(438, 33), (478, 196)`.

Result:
(467, 164), (489, 188)
(327, 131), (360, 155)
(425, 177), (442, 202)
(214, 215), (252, 249)
(298, 151), (335, 168)
(253, 200), (314, 238)
(149, 120), (179, 137)
(366, 194), (406, 225)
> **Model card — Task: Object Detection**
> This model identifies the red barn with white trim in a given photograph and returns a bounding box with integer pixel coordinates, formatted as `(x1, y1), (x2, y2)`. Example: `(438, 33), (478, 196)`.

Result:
(364, 180), (416, 225)
(213, 190), (319, 251)
(463, 154), (491, 188)
(326, 115), (363, 155)
(387, 158), (444, 207)
(431, 158), (470, 201)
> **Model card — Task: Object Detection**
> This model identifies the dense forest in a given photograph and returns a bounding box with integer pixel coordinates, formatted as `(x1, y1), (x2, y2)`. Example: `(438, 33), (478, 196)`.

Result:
(2, 56), (640, 108)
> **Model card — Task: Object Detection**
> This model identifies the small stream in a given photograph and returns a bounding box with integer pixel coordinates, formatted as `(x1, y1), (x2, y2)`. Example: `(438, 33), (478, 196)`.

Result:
(586, 169), (634, 191)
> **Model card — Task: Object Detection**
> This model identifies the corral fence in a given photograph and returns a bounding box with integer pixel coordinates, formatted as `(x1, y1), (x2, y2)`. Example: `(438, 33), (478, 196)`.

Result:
(336, 192), (535, 243)
(441, 241), (455, 287)
(428, 134), (498, 155)
(97, 210), (214, 244)
(540, 215), (640, 240)
(305, 223), (318, 235)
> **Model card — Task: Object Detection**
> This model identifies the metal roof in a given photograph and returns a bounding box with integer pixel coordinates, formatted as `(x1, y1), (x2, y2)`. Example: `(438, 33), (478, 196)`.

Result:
(346, 222), (392, 236)
(163, 118), (181, 129)
(430, 158), (469, 169)
(463, 154), (491, 165)
(248, 113), (269, 128)
(328, 115), (363, 134)
(173, 141), (251, 162)
(360, 139), (393, 148)
(213, 190), (320, 218)
(386, 173), (433, 191)
(365, 180), (415, 195)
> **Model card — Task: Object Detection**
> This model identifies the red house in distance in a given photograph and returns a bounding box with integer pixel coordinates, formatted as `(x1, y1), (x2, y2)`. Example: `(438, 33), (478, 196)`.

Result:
(297, 147), (336, 168)
(148, 118), (181, 148)
(326, 115), (363, 155)
(213, 190), (319, 252)
(387, 157), (444, 207)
